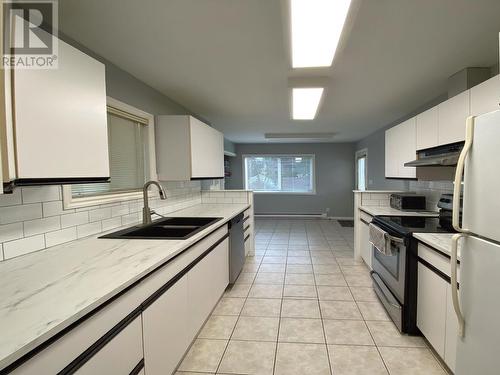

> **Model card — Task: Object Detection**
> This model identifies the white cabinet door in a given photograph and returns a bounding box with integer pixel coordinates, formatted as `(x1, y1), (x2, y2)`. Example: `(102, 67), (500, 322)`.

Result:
(438, 90), (470, 145)
(470, 75), (500, 116)
(444, 284), (458, 373)
(397, 117), (416, 178)
(385, 126), (399, 178)
(187, 238), (229, 341)
(359, 220), (372, 269)
(417, 262), (446, 357)
(13, 37), (109, 180)
(75, 317), (143, 375)
(190, 117), (224, 178)
(142, 275), (190, 375)
(416, 106), (439, 150)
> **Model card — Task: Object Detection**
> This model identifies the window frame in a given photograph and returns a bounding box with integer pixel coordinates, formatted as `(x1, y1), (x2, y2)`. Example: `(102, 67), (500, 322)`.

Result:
(62, 97), (157, 209)
(242, 154), (316, 195)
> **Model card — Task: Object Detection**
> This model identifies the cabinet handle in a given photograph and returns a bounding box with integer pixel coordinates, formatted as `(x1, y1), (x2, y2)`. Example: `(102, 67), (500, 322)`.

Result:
(451, 233), (465, 337)
(452, 116), (474, 233)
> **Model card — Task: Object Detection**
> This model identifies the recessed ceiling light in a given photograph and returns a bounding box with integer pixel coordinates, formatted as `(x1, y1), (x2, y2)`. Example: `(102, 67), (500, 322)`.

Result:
(292, 88), (324, 120)
(291, 0), (352, 68)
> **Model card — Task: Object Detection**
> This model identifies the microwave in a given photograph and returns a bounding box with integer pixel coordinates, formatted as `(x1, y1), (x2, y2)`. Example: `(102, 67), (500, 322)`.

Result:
(390, 194), (426, 211)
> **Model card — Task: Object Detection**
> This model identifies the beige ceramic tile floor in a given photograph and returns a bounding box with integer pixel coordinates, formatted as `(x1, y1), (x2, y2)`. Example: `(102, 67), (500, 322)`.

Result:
(177, 218), (448, 375)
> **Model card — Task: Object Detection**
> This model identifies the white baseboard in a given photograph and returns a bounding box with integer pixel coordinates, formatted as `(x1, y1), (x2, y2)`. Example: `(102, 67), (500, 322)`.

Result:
(255, 213), (327, 219)
(328, 216), (354, 220)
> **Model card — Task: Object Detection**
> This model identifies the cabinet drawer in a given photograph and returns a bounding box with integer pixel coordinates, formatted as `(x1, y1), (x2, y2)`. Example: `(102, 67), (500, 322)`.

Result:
(417, 243), (460, 281)
(75, 317), (143, 375)
(359, 211), (372, 224)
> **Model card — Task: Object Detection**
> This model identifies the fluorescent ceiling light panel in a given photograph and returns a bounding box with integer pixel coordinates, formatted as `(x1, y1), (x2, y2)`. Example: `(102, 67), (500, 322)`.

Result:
(291, 0), (351, 68)
(292, 87), (324, 120)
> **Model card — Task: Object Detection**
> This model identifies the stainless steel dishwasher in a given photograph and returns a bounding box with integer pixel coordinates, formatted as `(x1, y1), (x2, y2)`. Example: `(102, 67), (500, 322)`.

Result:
(228, 213), (245, 284)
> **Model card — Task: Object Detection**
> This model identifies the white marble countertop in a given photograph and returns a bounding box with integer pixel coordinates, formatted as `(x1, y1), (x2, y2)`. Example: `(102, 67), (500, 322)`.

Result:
(0, 203), (249, 370)
(413, 232), (462, 260)
(359, 206), (439, 217)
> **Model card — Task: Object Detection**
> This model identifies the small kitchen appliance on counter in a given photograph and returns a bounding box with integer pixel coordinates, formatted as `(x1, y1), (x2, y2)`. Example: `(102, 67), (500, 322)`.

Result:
(390, 193), (426, 211)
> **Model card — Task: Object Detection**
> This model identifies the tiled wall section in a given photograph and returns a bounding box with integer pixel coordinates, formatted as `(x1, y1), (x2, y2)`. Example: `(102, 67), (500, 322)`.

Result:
(409, 181), (454, 210)
(360, 193), (391, 207)
(0, 181), (202, 261)
(201, 190), (250, 204)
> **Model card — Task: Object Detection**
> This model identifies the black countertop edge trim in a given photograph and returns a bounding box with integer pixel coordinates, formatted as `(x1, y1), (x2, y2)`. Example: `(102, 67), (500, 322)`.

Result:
(129, 359), (145, 375)
(360, 219), (370, 225)
(385, 177), (418, 181)
(416, 239), (460, 264)
(190, 177), (224, 180)
(244, 234), (251, 242)
(58, 309), (142, 375)
(417, 257), (459, 288)
(0, 212), (244, 374)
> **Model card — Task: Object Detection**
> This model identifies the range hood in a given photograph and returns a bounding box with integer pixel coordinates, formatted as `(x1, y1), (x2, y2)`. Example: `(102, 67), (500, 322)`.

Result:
(405, 142), (464, 167)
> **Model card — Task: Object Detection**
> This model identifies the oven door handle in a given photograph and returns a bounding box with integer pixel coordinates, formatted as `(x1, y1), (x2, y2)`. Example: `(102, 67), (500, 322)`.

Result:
(384, 233), (404, 244)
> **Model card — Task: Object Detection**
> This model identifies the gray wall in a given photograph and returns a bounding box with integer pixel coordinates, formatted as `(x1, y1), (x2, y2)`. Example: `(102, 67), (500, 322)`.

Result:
(226, 143), (355, 218)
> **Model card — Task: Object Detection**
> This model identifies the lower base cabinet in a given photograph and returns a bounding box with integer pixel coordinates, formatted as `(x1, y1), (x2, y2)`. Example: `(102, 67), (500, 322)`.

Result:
(417, 261), (458, 372)
(142, 275), (190, 375)
(359, 219), (372, 269)
(142, 238), (229, 375)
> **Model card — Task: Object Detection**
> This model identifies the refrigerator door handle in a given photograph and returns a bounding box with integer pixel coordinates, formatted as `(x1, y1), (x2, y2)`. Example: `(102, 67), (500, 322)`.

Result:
(452, 116), (474, 233)
(451, 233), (465, 337)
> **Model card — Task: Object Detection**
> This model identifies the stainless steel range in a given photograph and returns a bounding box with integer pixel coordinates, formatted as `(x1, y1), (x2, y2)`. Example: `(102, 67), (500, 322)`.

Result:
(369, 215), (452, 334)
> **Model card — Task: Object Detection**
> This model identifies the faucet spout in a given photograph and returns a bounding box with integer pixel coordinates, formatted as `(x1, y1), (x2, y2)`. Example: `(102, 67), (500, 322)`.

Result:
(142, 181), (167, 225)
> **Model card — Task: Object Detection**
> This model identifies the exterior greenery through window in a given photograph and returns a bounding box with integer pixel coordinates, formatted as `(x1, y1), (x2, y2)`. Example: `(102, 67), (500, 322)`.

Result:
(243, 155), (315, 193)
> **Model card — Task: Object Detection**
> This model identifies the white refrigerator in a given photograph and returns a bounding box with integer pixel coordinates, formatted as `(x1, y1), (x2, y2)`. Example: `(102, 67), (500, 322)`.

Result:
(451, 109), (500, 375)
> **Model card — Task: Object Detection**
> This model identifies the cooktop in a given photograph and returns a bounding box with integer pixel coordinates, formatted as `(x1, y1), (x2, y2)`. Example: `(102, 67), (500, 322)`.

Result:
(372, 215), (455, 236)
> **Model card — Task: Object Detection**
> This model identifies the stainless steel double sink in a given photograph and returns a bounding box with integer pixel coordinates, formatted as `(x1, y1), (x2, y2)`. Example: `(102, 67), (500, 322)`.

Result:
(100, 217), (222, 240)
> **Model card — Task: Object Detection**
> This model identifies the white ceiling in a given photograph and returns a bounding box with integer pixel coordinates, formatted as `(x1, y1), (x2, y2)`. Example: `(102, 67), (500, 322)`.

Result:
(59, 0), (500, 143)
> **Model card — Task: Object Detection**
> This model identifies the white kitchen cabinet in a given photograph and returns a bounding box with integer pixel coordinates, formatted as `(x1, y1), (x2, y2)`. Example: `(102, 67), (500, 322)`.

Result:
(385, 118), (416, 178)
(416, 106), (439, 150)
(156, 115), (224, 181)
(417, 262), (447, 357)
(187, 238), (229, 341)
(359, 219), (372, 269)
(444, 284), (458, 373)
(470, 74), (500, 116)
(9, 36), (109, 183)
(75, 317), (143, 375)
(142, 275), (190, 375)
(438, 90), (470, 145)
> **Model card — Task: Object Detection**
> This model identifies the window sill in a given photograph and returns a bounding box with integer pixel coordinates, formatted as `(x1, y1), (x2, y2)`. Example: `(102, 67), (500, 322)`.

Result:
(62, 186), (148, 209)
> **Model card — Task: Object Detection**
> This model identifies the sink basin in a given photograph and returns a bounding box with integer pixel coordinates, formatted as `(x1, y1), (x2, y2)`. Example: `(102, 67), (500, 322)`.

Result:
(100, 217), (222, 240)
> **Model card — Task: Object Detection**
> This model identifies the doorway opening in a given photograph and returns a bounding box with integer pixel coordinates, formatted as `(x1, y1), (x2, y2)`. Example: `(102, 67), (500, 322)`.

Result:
(355, 149), (368, 191)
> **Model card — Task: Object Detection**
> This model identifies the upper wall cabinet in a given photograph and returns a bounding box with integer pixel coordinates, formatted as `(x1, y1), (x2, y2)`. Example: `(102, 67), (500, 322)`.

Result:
(385, 117), (416, 178)
(438, 90), (470, 146)
(1, 37), (109, 186)
(470, 74), (500, 116)
(416, 106), (438, 150)
(156, 115), (224, 181)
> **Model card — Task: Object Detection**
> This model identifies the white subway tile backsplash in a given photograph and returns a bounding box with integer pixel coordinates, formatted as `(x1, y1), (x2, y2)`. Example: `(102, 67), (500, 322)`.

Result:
(0, 203), (42, 225)
(89, 207), (112, 222)
(101, 217), (122, 232)
(0, 182), (240, 261)
(3, 235), (45, 259)
(0, 223), (24, 243)
(43, 201), (73, 217)
(0, 189), (22, 207)
(77, 222), (102, 239)
(21, 186), (60, 204)
(45, 227), (77, 248)
(24, 216), (60, 237)
(61, 212), (89, 228)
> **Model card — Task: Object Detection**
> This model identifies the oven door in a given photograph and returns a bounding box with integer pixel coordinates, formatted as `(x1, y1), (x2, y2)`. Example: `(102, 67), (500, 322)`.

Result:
(370, 224), (407, 303)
